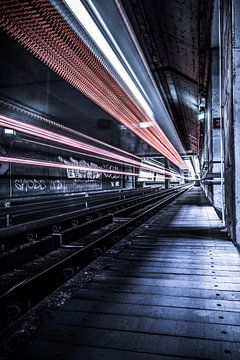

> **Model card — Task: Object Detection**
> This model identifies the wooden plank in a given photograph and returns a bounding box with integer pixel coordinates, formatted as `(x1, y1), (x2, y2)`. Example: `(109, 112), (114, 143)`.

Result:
(117, 253), (240, 265)
(119, 249), (240, 262)
(72, 288), (240, 312)
(47, 309), (240, 343)
(118, 252), (238, 260)
(8, 339), (195, 360)
(62, 298), (240, 326)
(128, 245), (235, 252)
(95, 265), (240, 284)
(91, 274), (240, 291)
(30, 323), (240, 360)
(97, 262), (240, 277)
(103, 257), (240, 271)
(94, 269), (240, 284)
(85, 281), (240, 301)
(134, 239), (231, 245)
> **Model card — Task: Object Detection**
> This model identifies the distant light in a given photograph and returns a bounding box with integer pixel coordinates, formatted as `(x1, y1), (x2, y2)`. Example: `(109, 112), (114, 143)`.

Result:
(200, 96), (206, 107)
(4, 128), (16, 135)
(184, 159), (196, 178)
(198, 112), (205, 121)
(139, 121), (154, 129)
(193, 156), (200, 175)
(168, 84), (178, 102)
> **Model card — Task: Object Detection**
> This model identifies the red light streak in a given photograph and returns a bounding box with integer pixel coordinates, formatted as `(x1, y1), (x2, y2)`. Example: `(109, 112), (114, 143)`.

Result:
(0, 156), (138, 176)
(0, 0), (183, 167)
(0, 114), (186, 181)
(0, 114), (180, 176)
(0, 155), (185, 180)
(0, 99), (141, 161)
(0, 114), (140, 168)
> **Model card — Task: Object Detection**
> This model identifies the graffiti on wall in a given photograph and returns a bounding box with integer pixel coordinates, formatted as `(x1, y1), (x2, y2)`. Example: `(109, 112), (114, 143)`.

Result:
(0, 154), (123, 198)
(13, 178), (64, 194)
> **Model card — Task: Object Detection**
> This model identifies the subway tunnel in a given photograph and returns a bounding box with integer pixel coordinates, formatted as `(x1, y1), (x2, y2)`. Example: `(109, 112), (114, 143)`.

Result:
(0, 0), (240, 359)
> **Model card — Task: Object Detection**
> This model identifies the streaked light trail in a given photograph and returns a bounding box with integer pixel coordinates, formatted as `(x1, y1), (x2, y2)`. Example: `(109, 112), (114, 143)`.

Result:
(0, 114), (140, 168)
(64, 0), (153, 118)
(0, 155), (186, 181)
(0, 156), (138, 176)
(0, 115), (139, 170)
(0, 0), (183, 166)
(0, 114), (182, 177)
(0, 99), (141, 161)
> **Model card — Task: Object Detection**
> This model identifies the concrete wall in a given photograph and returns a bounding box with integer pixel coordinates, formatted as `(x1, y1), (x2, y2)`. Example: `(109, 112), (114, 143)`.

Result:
(220, 0), (240, 242)
(232, 0), (240, 242)
(201, 47), (222, 216)
(221, 0), (234, 236)
(202, 0), (240, 243)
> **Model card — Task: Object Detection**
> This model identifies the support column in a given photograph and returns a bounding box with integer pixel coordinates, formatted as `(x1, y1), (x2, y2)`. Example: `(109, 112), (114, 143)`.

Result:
(133, 166), (138, 189)
(164, 158), (169, 189)
(122, 165), (126, 188)
(232, 0), (240, 243)
(211, 48), (222, 215)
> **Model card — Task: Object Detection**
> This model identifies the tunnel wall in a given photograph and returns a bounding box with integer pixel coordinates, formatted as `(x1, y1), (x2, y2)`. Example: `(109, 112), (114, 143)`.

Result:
(221, 0), (240, 242)
(201, 48), (222, 217)
(221, 0), (234, 237)
(201, 0), (240, 243)
(231, 0), (240, 242)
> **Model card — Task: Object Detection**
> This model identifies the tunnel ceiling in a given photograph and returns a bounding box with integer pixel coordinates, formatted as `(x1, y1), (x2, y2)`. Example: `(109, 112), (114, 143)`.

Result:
(121, 0), (212, 153)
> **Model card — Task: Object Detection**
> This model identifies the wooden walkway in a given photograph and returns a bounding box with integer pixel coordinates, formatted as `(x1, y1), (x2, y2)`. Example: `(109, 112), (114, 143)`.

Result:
(7, 188), (240, 360)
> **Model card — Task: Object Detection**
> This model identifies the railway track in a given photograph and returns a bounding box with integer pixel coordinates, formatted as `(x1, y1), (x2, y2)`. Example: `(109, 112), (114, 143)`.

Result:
(0, 187), (159, 228)
(0, 186), (166, 251)
(0, 187), (179, 277)
(0, 184), (191, 331)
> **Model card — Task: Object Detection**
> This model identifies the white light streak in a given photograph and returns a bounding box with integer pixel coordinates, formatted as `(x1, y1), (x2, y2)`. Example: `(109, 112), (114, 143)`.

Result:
(63, 0), (154, 119)
(0, 156), (138, 177)
(139, 121), (155, 129)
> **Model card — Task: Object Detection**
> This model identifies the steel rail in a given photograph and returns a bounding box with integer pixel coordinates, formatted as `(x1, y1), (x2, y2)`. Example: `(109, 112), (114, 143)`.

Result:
(0, 184), (191, 330)
(0, 187), (173, 246)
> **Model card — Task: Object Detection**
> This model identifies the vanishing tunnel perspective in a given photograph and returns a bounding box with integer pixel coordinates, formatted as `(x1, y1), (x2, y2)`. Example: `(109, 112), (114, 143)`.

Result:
(0, 0), (240, 359)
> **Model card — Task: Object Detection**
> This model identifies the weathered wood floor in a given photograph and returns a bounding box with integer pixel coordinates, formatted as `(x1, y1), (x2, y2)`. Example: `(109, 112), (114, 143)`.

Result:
(8, 188), (240, 360)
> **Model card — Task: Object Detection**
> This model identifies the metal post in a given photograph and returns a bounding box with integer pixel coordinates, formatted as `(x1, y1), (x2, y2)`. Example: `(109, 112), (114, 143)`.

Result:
(218, 0), (226, 226)
(164, 158), (169, 189)
(232, 0), (240, 242)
